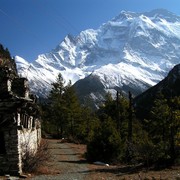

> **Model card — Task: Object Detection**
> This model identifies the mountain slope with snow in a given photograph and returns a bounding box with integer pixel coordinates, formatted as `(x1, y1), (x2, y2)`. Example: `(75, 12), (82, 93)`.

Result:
(15, 9), (180, 100)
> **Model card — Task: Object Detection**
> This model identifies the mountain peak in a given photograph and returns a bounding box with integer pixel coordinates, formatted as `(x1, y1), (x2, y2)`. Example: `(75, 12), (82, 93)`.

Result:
(112, 10), (139, 22)
(112, 9), (180, 23)
(15, 9), (180, 99)
(145, 9), (176, 16)
(144, 9), (180, 22)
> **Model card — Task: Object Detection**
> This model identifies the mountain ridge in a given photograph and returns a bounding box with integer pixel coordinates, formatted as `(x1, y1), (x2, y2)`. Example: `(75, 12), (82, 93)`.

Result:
(15, 9), (180, 100)
(134, 63), (180, 119)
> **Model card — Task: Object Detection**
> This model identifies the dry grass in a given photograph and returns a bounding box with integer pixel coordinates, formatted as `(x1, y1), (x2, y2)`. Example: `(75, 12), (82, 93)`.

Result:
(85, 165), (180, 180)
(22, 139), (51, 173)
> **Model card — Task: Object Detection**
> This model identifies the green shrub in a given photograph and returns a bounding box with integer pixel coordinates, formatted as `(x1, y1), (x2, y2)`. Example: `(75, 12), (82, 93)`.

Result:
(86, 117), (122, 163)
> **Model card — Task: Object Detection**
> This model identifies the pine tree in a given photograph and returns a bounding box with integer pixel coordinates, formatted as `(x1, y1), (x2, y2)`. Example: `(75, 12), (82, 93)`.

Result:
(147, 93), (180, 163)
(48, 73), (66, 138)
(46, 73), (91, 141)
(62, 80), (82, 139)
(126, 91), (134, 162)
(86, 116), (121, 162)
(168, 96), (180, 161)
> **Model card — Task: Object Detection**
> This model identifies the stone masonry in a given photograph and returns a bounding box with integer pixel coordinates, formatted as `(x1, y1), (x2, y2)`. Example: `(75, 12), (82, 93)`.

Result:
(0, 66), (41, 175)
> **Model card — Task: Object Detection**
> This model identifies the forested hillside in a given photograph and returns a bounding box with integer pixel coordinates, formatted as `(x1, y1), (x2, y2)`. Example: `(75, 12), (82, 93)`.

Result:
(0, 44), (17, 74)
(41, 65), (180, 167)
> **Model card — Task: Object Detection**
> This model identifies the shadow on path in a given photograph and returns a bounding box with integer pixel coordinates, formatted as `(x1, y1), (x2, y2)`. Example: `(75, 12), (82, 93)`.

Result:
(58, 159), (88, 164)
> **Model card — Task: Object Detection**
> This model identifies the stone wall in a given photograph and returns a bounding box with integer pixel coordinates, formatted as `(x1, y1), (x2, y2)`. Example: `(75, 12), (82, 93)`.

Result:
(0, 65), (41, 175)
(0, 125), (22, 175)
(18, 117), (41, 155)
(0, 113), (41, 175)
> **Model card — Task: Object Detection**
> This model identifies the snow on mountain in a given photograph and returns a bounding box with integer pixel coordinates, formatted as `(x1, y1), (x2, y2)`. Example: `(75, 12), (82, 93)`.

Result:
(15, 9), (180, 99)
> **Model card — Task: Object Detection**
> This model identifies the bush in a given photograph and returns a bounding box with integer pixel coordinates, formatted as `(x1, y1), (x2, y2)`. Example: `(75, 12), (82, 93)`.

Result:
(22, 139), (50, 173)
(86, 117), (122, 163)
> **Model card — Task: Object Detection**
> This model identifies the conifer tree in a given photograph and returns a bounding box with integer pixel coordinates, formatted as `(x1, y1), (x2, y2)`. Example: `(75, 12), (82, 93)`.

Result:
(86, 116), (121, 162)
(48, 73), (66, 138)
(47, 73), (92, 141)
(147, 93), (180, 163)
(126, 91), (134, 162)
(62, 80), (82, 138)
(168, 96), (180, 161)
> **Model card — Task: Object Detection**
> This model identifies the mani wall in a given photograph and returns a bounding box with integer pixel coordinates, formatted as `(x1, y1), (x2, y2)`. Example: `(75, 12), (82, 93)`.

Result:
(0, 66), (41, 175)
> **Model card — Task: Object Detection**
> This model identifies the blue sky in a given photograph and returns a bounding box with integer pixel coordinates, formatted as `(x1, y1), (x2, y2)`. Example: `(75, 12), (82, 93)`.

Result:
(0, 0), (180, 62)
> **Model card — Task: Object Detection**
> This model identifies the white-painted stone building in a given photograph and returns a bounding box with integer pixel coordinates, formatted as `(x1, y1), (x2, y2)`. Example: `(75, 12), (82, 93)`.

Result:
(0, 67), (41, 175)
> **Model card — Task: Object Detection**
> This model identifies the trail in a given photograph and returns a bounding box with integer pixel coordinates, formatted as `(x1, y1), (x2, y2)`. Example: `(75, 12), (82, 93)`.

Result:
(30, 139), (88, 180)
(29, 139), (180, 180)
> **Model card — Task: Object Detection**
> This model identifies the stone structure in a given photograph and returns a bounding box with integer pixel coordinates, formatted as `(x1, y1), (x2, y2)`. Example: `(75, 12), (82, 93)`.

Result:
(0, 66), (41, 175)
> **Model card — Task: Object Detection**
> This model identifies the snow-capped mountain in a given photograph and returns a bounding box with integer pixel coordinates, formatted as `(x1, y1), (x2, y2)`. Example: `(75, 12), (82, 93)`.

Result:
(15, 9), (180, 100)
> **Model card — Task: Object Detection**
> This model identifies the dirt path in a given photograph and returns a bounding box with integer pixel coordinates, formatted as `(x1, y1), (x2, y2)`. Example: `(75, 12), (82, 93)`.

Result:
(0, 139), (179, 179)
(30, 139), (88, 180)
(29, 139), (180, 180)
